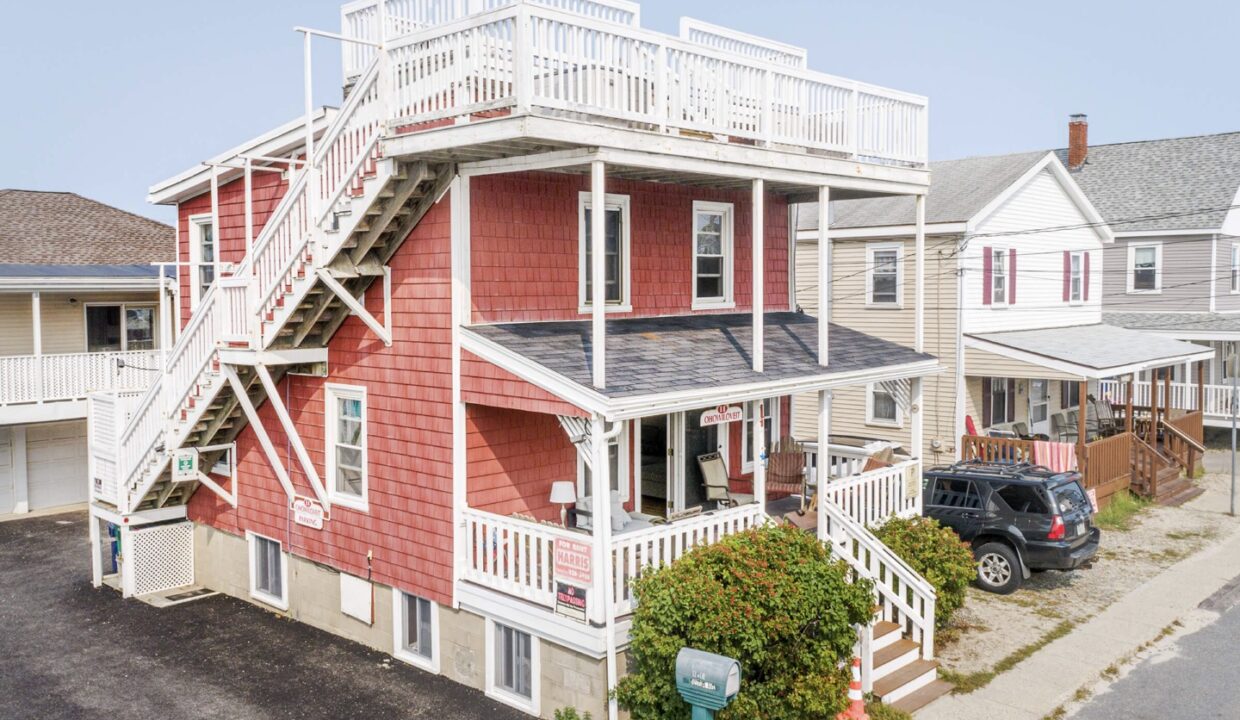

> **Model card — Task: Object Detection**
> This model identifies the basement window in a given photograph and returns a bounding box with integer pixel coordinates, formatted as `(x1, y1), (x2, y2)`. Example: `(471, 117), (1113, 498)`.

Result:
(393, 591), (439, 673)
(487, 620), (539, 713)
(248, 532), (288, 610)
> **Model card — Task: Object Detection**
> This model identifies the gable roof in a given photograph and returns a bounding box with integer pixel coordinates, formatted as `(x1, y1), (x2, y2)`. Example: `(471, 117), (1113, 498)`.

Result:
(796, 151), (1047, 232)
(0, 190), (174, 266)
(1051, 132), (1240, 233)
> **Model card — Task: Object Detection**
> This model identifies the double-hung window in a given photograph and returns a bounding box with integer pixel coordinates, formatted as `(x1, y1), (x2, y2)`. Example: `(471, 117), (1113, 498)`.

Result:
(488, 621), (538, 712)
(991, 248), (1008, 305)
(867, 244), (902, 306)
(579, 193), (631, 311)
(326, 384), (368, 511)
(248, 532), (287, 610)
(987, 378), (1016, 426)
(867, 383), (901, 427)
(691, 201), (734, 308)
(394, 592), (438, 672)
(1129, 243), (1160, 292)
(86, 304), (157, 352)
(742, 400), (777, 473)
(188, 215), (216, 307)
(1069, 251), (1084, 302)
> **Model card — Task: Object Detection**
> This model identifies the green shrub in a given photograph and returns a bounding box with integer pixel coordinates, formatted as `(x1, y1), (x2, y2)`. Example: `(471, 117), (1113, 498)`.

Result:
(615, 524), (874, 720)
(866, 701), (913, 720)
(553, 709), (592, 720)
(872, 516), (975, 629)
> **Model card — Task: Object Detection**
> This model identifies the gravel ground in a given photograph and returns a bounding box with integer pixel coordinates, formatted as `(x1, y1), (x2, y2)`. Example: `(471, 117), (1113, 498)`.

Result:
(936, 458), (1240, 678)
(0, 512), (527, 720)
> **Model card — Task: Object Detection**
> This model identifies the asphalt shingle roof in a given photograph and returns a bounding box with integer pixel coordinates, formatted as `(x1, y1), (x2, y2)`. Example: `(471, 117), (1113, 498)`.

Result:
(969, 324), (1213, 377)
(467, 312), (936, 398)
(1105, 311), (1240, 335)
(1052, 132), (1240, 233)
(0, 190), (174, 266)
(796, 151), (1048, 231)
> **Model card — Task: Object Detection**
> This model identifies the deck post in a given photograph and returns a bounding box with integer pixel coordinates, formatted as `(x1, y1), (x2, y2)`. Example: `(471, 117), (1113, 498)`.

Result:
(31, 291), (42, 403)
(752, 179), (765, 373)
(816, 389), (831, 543)
(1165, 368), (1173, 415)
(1125, 376), (1134, 435)
(588, 416), (612, 627)
(1077, 379), (1087, 474)
(911, 376), (924, 461)
(753, 400), (767, 512)
(1197, 361), (1205, 413)
(817, 185), (830, 366)
(591, 160), (606, 388)
(1149, 370), (1159, 447)
(914, 194), (926, 353)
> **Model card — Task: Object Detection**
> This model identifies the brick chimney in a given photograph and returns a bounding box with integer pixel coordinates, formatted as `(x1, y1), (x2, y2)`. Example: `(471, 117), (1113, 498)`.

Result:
(1068, 114), (1088, 169)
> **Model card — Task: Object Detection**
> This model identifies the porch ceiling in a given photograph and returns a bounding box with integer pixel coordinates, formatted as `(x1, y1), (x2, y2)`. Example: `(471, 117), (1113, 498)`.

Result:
(965, 324), (1215, 380)
(461, 312), (940, 419)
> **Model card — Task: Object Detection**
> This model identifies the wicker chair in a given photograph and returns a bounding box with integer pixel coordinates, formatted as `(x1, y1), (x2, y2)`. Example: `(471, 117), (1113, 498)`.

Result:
(767, 436), (809, 513)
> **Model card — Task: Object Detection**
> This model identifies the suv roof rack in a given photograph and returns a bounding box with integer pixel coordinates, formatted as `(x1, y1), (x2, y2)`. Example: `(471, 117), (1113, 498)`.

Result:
(933, 459), (1063, 479)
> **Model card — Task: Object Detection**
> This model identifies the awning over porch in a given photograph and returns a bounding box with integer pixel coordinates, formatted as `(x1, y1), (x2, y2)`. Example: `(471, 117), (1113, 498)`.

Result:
(462, 312), (940, 419)
(965, 324), (1215, 379)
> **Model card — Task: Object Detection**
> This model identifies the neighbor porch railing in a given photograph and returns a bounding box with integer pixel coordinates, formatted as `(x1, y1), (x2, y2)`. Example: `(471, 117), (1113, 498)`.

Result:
(0, 350), (161, 406)
(1100, 379), (1232, 420)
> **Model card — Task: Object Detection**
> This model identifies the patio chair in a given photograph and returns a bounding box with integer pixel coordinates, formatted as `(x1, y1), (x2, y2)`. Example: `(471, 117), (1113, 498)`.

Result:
(766, 436), (809, 514)
(1090, 394), (1120, 435)
(698, 452), (754, 509)
(1050, 412), (1078, 443)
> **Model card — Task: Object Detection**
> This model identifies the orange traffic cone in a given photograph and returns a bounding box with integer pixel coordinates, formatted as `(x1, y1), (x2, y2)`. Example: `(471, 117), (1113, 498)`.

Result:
(836, 657), (869, 720)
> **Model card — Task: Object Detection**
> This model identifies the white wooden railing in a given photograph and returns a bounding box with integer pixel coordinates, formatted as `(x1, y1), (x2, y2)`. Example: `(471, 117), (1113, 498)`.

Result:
(819, 459), (922, 528)
(1100, 379), (1234, 419)
(461, 506), (580, 608)
(803, 441), (876, 484)
(0, 350), (160, 406)
(88, 389), (149, 506)
(364, 1), (927, 165)
(820, 500), (936, 690)
(610, 503), (765, 616)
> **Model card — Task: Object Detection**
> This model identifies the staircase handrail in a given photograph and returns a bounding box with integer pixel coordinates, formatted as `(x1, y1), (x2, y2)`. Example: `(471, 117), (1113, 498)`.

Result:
(1161, 415), (1206, 454)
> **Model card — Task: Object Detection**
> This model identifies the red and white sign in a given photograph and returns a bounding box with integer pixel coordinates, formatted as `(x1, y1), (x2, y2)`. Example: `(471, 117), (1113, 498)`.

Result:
(1087, 488), (1099, 514)
(701, 405), (743, 427)
(292, 496), (326, 530)
(554, 538), (593, 585)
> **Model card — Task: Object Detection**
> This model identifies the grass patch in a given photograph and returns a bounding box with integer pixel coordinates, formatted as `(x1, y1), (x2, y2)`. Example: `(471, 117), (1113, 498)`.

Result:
(866, 701), (912, 720)
(1093, 491), (1150, 531)
(941, 620), (1077, 694)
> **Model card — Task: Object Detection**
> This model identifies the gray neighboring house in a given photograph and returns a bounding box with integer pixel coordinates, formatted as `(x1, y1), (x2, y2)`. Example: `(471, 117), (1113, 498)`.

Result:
(1055, 118), (1240, 425)
(0, 190), (174, 515)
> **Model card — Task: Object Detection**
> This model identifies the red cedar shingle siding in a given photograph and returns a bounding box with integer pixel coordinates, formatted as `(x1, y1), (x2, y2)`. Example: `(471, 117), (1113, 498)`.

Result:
(466, 405), (576, 522)
(470, 172), (790, 323)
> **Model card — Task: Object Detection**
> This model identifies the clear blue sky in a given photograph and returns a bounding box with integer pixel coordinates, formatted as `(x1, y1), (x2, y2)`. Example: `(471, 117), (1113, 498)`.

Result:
(3, 0), (1237, 224)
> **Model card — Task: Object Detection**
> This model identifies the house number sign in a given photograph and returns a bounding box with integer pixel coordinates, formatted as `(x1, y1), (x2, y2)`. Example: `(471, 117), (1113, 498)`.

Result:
(700, 405), (743, 427)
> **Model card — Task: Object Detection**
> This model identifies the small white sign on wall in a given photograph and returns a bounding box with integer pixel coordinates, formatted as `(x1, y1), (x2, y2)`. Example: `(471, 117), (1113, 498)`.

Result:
(700, 405), (743, 427)
(340, 572), (373, 625)
(171, 448), (200, 482)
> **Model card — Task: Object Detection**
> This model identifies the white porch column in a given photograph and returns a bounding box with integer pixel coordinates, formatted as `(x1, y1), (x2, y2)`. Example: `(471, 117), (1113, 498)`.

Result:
(753, 400), (767, 511)
(911, 376), (924, 461)
(815, 390), (831, 542)
(244, 156), (254, 256)
(31, 291), (42, 403)
(817, 185), (830, 365)
(915, 194), (926, 353)
(588, 415), (612, 625)
(591, 160), (606, 389)
(752, 179), (765, 373)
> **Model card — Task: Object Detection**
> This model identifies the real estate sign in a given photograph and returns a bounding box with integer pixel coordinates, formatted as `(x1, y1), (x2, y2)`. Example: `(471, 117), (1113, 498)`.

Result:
(701, 405), (743, 427)
(555, 538), (592, 585)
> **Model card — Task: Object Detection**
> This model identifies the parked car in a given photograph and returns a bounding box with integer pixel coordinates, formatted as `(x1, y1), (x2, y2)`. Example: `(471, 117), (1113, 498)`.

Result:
(922, 461), (1101, 594)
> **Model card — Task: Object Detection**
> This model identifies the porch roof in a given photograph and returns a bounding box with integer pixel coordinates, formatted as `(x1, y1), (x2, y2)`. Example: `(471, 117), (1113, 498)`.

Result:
(965, 324), (1215, 379)
(461, 312), (939, 419)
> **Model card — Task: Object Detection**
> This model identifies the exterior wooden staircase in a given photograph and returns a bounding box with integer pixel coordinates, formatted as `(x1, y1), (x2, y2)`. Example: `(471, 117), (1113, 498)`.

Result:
(872, 620), (953, 712)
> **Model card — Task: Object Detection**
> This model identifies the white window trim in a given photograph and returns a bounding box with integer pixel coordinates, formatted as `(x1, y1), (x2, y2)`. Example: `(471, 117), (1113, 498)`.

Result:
(690, 200), (736, 310)
(1068, 250), (1085, 305)
(1126, 242), (1163, 294)
(576, 423), (630, 502)
(865, 383), (904, 428)
(392, 590), (440, 674)
(485, 618), (541, 715)
(325, 383), (369, 512)
(210, 447), (233, 477)
(83, 302), (159, 352)
(989, 246), (1010, 308)
(187, 213), (215, 309)
(865, 241), (904, 308)
(1231, 243), (1239, 294)
(577, 192), (633, 314)
(247, 531), (289, 611)
(741, 399), (779, 474)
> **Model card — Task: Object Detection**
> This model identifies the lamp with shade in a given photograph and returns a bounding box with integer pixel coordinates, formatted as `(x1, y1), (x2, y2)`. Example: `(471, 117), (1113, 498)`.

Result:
(549, 480), (577, 527)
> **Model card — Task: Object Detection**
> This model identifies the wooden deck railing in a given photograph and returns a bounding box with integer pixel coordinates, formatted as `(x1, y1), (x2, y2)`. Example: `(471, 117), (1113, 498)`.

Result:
(1080, 432), (1131, 507)
(1131, 433), (1176, 498)
(960, 435), (1036, 464)
(1163, 411), (1205, 474)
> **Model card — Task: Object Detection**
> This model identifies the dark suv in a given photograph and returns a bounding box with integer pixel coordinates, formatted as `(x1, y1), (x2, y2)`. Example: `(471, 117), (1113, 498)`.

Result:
(922, 461), (1101, 594)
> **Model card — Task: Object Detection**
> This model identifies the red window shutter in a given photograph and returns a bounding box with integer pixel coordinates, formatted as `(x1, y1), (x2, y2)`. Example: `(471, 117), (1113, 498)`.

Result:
(1084, 252), (1091, 301)
(1063, 251), (1071, 301)
(982, 379), (992, 427)
(982, 248), (993, 305)
(1009, 248), (1017, 304)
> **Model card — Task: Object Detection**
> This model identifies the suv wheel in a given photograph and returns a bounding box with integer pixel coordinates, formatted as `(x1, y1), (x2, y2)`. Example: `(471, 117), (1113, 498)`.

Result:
(974, 542), (1022, 594)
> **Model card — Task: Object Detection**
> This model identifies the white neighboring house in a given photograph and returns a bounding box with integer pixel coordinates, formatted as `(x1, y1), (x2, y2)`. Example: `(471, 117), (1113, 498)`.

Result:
(0, 190), (174, 516)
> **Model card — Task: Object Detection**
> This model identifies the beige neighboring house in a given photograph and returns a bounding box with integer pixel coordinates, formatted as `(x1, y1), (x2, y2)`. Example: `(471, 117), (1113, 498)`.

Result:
(0, 190), (174, 515)
(793, 150), (1212, 487)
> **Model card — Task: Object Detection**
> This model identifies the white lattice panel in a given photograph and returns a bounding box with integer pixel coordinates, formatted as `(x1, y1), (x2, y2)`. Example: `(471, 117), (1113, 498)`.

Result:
(126, 522), (194, 596)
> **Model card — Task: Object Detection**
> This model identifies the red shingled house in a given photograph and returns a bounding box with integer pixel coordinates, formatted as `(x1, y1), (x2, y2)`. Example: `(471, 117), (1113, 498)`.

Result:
(87, 1), (947, 715)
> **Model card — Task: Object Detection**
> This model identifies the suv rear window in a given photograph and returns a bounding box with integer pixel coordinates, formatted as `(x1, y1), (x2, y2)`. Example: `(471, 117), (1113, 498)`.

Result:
(929, 478), (981, 509)
(1051, 481), (1088, 514)
(993, 483), (1050, 514)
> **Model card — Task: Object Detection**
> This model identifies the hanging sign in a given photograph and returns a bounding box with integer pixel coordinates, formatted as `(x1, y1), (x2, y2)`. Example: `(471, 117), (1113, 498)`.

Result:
(701, 405), (743, 427)
(292, 496), (326, 530)
(555, 538), (593, 585)
(555, 582), (588, 623)
(172, 448), (200, 482)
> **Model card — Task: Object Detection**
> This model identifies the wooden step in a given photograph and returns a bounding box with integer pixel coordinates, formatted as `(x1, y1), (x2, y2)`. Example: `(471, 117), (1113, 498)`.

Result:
(873, 638), (919, 678)
(873, 658), (938, 701)
(889, 679), (953, 714)
(872, 621), (902, 651)
(1159, 485), (1204, 507)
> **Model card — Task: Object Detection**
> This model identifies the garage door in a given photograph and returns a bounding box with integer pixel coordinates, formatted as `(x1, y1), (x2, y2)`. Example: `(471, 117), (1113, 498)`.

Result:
(0, 428), (13, 514)
(27, 421), (88, 511)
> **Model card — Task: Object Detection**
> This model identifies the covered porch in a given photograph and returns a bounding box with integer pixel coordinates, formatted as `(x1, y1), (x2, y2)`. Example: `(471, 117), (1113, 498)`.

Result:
(962, 324), (1214, 507)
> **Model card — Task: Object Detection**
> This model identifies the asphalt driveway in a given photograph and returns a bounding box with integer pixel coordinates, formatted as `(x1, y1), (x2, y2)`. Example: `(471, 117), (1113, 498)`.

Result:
(0, 511), (527, 720)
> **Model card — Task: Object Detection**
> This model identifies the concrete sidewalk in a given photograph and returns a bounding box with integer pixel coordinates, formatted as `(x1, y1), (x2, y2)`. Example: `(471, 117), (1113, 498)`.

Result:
(919, 501), (1240, 720)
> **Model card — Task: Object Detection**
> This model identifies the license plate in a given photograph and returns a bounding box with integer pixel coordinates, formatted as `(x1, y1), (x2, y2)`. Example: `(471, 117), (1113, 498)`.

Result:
(1075, 522), (1086, 537)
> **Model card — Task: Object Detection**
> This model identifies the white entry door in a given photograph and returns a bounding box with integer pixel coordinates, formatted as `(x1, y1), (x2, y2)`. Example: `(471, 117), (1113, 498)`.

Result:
(1029, 380), (1050, 436)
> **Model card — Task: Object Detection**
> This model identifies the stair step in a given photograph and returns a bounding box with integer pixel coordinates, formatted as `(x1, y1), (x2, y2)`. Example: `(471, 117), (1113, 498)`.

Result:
(889, 679), (953, 714)
(1159, 485), (1204, 507)
(873, 659), (938, 703)
(872, 621), (902, 652)
(873, 638), (920, 678)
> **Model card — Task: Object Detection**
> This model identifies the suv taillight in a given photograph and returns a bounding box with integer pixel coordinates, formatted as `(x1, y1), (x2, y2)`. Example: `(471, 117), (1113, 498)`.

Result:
(1048, 515), (1066, 541)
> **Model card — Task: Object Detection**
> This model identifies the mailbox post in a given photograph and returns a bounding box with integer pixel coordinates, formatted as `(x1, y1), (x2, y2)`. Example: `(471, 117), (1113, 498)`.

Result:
(675, 648), (741, 720)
